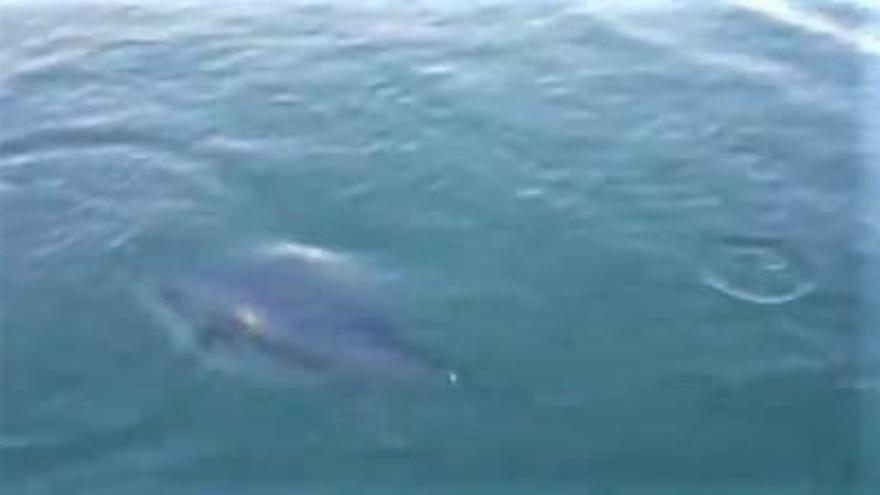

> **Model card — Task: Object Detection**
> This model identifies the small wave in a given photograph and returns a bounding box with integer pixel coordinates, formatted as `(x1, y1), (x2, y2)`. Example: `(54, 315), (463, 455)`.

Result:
(731, 0), (880, 55)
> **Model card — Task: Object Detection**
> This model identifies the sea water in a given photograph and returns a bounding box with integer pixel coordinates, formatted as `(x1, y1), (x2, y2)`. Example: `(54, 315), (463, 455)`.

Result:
(1, 1), (877, 493)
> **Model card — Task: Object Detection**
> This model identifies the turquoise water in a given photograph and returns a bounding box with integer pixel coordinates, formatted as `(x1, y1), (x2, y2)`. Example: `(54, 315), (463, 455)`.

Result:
(1, 1), (877, 493)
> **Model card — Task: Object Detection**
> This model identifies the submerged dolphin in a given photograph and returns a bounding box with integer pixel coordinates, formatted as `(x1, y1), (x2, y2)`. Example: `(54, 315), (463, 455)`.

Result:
(141, 243), (455, 388)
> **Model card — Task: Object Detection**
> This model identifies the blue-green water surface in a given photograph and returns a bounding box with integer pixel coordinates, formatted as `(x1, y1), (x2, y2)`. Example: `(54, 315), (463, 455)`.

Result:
(1, 1), (877, 493)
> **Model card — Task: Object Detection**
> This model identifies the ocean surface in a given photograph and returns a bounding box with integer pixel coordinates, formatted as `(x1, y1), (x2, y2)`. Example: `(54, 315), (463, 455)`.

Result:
(1, 1), (878, 493)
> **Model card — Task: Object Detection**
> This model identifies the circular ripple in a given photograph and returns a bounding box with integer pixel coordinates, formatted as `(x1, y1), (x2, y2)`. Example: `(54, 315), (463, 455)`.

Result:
(702, 235), (817, 305)
(0, 125), (228, 276)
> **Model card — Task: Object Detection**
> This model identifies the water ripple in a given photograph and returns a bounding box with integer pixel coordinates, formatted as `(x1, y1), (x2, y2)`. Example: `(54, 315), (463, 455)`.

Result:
(702, 234), (817, 305)
(0, 123), (226, 271)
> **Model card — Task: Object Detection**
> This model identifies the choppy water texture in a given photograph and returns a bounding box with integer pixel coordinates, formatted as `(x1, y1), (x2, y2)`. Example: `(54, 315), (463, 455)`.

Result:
(1, 1), (877, 493)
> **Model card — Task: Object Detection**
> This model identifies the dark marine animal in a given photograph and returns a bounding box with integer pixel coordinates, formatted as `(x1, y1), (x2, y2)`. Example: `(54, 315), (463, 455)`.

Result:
(140, 243), (454, 389)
